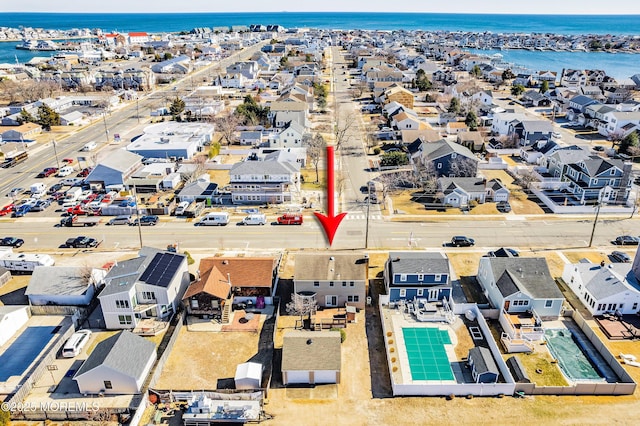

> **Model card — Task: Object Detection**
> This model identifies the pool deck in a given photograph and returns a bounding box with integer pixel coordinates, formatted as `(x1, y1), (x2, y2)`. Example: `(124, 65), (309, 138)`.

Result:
(382, 305), (471, 386)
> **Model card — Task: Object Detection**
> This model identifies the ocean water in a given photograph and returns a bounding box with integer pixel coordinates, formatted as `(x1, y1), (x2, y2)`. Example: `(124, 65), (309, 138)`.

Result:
(0, 12), (639, 78)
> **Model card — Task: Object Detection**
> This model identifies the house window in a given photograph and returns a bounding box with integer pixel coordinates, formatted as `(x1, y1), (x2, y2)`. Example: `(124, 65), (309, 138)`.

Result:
(400, 274), (407, 282)
(116, 300), (129, 309)
(437, 163), (442, 169)
(435, 274), (441, 281)
(313, 281), (320, 287)
(399, 289), (407, 297)
(342, 282), (347, 287)
(142, 291), (156, 300)
(104, 381), (113, 390)
(329, 281), (334, 287)
(417, 288), (424, 296)
(350, 281), (354, 287)
(633, 303), (638, 310)
(545, 300), (553, 308)
(418, 274), (424, 281)
(610, 169), (615, 175)
(118, 315), (132, 325)
(353, 295), (359, 302)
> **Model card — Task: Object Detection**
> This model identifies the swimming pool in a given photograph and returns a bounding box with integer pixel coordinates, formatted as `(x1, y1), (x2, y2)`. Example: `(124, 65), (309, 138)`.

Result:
(0, 326), (57, 381)
(402, 328), (454, 381)
(544, 329), (602, 382)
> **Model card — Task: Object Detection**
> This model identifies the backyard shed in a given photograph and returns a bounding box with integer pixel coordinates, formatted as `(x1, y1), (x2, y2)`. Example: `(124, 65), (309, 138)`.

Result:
(234, 362), (262, 389)
(282, 330), (341, 385)
(468, 347), (499, 384)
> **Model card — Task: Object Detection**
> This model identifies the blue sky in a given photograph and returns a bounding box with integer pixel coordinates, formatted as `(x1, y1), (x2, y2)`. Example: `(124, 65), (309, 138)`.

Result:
(5, 0), (640, 14)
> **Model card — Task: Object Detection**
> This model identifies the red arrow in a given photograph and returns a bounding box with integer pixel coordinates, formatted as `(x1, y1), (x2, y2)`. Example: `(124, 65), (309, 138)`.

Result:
(314, 145), (347, 245)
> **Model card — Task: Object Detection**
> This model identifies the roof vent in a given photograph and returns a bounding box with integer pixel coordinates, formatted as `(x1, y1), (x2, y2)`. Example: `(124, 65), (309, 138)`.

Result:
(306, 339), (313, 345)
(222, 259), (229, 265)
(329, 256), (335, 261)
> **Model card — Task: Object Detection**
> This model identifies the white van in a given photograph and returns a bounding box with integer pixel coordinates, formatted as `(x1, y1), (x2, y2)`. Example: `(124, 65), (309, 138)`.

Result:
(240, 213), (266, 225)
(82, 141), (97, 152)
(196, 212), (230, 226)
(175, 201), (190, 216)
(62, 329), (92, 358)
(57, 166), (74, 177)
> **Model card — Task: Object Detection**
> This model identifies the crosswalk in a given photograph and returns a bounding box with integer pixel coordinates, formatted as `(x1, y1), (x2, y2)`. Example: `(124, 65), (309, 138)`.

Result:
(342, 211), (383, 221)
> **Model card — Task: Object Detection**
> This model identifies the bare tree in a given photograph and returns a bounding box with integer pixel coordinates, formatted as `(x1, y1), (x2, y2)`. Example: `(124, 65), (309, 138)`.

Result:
(0, 79), (22, 104)
(517, 169), (538, 189)
(182, 154), (208, 184)
(286, 292), (318, 326)
(449, 157), (477, 177)
(334, 111), (356, 151)
(348, 81), (367, 100)
(92, 408), (116, 426)
(213, 110), (241, 145)
(305, 133), (325, 183)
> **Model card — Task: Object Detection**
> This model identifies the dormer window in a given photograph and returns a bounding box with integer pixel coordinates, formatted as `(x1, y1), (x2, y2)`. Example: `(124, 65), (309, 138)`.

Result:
(610, 169), (615, 176)
(400, 274), (407, 282)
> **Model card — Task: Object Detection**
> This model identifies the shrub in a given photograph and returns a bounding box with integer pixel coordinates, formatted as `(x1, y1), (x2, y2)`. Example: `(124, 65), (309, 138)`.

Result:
(373, 147), (381, 155)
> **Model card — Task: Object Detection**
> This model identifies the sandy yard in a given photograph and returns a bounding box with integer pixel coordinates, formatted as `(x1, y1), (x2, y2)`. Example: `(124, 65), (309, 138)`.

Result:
(154, 327), (260, 390)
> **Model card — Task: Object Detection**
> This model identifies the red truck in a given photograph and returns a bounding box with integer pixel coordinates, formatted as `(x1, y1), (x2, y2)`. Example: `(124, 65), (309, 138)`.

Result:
(276, 213), (303, 225)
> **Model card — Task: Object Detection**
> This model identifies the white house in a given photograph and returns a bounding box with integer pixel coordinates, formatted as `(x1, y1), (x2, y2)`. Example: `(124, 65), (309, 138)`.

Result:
(73, 330), (156, 395)
(25, 266), (106, 306)
(282, 330), (341, 385)
(490, 112), (528, 136)
(562, 255), (640, 316)
(98, 247), (190, 330)
(0, 305), (30, 347)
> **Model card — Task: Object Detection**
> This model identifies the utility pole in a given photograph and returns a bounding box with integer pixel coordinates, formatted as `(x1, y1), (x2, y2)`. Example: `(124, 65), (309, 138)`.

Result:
(588, 202), (601, 247)
(136, 97), (140, 124)
(52, 137), (61, 170)
(132, 182), (143, 249)
(365, 184), (371, 249)
(102, 107), (110, 144)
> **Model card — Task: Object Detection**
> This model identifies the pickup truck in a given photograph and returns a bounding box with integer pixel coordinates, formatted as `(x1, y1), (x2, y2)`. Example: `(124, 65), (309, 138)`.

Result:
(60, 215), (100, 227)
(276, 213), (303, 225)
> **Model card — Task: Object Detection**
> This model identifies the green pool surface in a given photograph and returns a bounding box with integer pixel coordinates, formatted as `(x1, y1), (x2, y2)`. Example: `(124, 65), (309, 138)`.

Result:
(402, 328), (454, 381)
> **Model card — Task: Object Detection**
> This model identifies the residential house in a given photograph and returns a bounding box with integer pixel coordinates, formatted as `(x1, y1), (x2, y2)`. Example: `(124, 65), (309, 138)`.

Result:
(457, 131), (485, 152)
(391, 111), (430, 131)
(384, 252), (451, 303)
(597, 110), (640, 138)
(151, 55), (191, 74)
(60, 110), (84, 126)
(477, 257), (565, 319)
(73, 330), (156, 394)
(521, 90), (550, 107)
(437, 177), (488, 207)
(380, 84), (414, 109)
(177, 175), (218, 203)
(560, 69), (587, 88)
(562, 156), (632, 205)
(294, 253), (367, 309)
(25, 266), (106, 306)
(562, 255), (640, 316)
(485, 178), (510, 202)
(267, 120), (306, 148)
(186, 257), (279, 311)
(226, 61), (260, 80)
(508, 120), (553, 146)
(519, 140), (559, 164)
(446, 122), (469, 135)
(98, 247), (190, 330)
(412, 139), (478, 177)
(239, 130), (263, 146)
(269, 100), (309, 128)
(542, 144), (591, 179)
(229, 156), (301, 204)
(282, 330), (341, 385)
(127, 32), (150, 45)
(215, 73), (247, 88)
(490, 112), (528, 136)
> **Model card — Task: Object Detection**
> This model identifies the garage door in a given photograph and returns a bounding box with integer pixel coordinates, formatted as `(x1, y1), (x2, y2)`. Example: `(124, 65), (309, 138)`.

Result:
(314, 370), (337, 384)
(285, 370), (309, 384)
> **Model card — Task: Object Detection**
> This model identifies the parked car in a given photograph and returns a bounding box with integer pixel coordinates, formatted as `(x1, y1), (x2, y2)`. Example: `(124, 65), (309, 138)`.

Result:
(592, 145), (605, 152)
(7, 187), (23, 197)
(614, 235), (640, 246)
(57, 166), (75, 177)
(107, 215), (132, 226)
(48, 183), (64, 194)
(30, 199), (51, 212)
(451, 236), (475, 247)
(485, 248), (519, 258)
(63, 236), (98, 248)
(77, 167), (92, 177)
(129, 215), (159, 226)
(276, 213), (303, 225)
(0, 236), (24, 248)
(60, 177), (83, 186)
(552, 131), (562, 139)
(12, 203), (32, 218)
(610, 251), (631, 263)
(0, 204), (15, 216)
(37, 167), (58, 178)
(62, 158), (74, 164)
(496, 201), (512, 213)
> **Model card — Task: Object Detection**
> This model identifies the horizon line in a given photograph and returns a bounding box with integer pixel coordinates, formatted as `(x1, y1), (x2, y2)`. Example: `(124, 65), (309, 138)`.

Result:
(2, 11), (640, 16)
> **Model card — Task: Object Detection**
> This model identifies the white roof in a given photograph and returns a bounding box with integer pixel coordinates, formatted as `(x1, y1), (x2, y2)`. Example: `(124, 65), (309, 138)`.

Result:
(235, 362), (262, 381)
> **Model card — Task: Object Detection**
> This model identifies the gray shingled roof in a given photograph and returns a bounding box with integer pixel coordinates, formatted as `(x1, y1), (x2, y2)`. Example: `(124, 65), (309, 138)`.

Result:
(438, 177), (485, 194)
(387, 252), (450, 276)
(420, 139), (477, 162)
(230, 159), (300, 176)
(549, 145), (590, 164)
(488, 258), (563, 299)
(26, 267), (93, 297)
(74, 330), (156, 380)
(469, 346), (498, 375)
(97, 149), (142, 172)
(282, 331), (341, 371)
(579, 156), (623, 178)
(521, 120), (553, 133)
(294, 254), (366, 281)
(576, 263), (640, 299)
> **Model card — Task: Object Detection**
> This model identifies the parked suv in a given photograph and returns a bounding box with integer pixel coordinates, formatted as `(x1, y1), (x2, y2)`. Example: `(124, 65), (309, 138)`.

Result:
(451, 236), (475, 247)
(129, 215), (159, 226)
(63, 236), (99, 248)
(614, 235), (640, 246)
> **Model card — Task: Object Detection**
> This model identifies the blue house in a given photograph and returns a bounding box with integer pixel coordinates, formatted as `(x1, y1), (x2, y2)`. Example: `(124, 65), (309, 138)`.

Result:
(384, 252), (451, 302)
